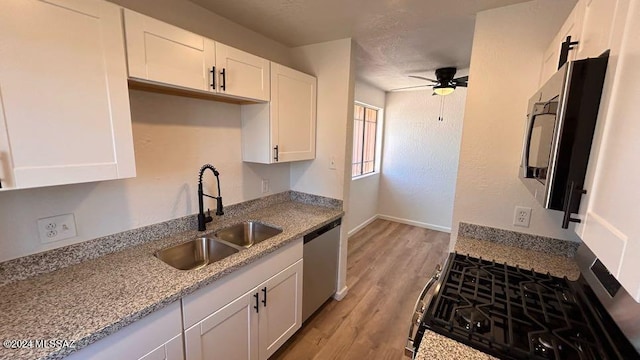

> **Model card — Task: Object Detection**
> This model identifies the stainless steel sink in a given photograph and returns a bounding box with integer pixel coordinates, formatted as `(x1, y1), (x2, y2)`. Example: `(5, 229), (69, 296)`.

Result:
(214, 221), (282, 248)
(155, 237), (239, 270)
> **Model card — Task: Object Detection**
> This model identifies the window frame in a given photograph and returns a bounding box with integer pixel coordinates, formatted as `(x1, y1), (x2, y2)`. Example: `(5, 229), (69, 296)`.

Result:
(352, 102), (382, 179)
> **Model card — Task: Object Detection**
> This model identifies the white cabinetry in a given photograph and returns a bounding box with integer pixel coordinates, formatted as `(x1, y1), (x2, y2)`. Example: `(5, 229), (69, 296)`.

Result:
(575, 0), (640, 302)
(575, 0), (624, 59)
(124, 10), (215, 92)
(242, 64), (317, 163)
(216, 44), (270, 101)
(183, 240), (303, 360)
(0, 0), (136, 190)
(539, 1), (584, 84)
(66, 301), (184, 360)
(124, 11), (269, 102)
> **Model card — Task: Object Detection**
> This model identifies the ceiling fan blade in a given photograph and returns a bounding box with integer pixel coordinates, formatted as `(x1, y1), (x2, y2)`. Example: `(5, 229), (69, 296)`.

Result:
(409, 75), (438, 82)
(389, 84), (433, 92)
(454, 76), (469, 82)
(455, 82), (468, 88)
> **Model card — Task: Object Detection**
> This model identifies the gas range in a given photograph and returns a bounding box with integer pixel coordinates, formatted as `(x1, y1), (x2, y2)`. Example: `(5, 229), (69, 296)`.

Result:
(407, 252), (640, 359)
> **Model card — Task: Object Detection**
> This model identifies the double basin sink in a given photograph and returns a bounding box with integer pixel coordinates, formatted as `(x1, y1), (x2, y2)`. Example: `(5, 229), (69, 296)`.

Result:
(155, 221), (282, 271)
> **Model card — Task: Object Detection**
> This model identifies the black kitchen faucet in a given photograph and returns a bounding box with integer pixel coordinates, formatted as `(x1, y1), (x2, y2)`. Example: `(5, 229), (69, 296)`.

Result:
(197, 164), (224, 231)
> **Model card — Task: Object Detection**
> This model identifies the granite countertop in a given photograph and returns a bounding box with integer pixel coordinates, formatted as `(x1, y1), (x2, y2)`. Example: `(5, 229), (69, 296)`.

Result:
(0, 200), (343, 360)
(415, 236), (580, 360)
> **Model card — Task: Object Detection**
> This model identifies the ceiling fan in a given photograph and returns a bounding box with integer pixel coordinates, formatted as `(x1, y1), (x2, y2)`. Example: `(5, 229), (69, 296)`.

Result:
(392, 67), (469, 96)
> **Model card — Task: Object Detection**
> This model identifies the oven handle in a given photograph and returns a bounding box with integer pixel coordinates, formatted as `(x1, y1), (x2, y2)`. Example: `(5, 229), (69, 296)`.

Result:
(404, 264), (442, 358)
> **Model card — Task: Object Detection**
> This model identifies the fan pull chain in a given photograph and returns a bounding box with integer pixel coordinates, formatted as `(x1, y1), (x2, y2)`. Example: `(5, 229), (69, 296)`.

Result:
(438, 95), (445, 121)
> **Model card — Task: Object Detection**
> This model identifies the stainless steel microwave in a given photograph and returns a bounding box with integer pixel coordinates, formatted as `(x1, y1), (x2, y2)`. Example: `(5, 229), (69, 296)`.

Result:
(520, 55), (608, 226)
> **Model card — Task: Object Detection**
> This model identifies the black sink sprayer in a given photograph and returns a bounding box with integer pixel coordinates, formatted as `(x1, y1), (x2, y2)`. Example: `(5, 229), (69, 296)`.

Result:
(197, 164), (224, 231)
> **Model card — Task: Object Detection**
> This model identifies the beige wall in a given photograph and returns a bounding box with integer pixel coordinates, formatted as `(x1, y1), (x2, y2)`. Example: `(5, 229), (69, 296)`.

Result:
(451, 0), (581, 248)
(0, 0), (296, 262)
(347, 81), (386, 235)
(109, 0), (294, 67)
(379, 88), (466, 232)
(290, 39), (355, 296)
(0, 91), (291, 261)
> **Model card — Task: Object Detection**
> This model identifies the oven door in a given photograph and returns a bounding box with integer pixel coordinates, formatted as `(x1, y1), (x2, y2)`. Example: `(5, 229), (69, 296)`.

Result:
(404, 263), (443, 358)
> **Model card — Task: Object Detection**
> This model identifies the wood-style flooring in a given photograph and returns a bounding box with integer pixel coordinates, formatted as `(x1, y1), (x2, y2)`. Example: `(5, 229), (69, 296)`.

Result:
(271, 219), (450, 360)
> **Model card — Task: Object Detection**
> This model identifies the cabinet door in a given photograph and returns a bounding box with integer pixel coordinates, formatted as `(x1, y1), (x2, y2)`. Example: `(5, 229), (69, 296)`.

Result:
(539, 1), (584, 85)
(65, 302), (183, 360)
(576, 0), (621, 59)
(576, 0), (640, 301)
(0, 0), (135, 190)
(185, 289), (259, 360)
(124, 10), (215, 92)
(216, 44), (270, 101)
(270, 64), (317, 162)
(258, 259), (303, 360)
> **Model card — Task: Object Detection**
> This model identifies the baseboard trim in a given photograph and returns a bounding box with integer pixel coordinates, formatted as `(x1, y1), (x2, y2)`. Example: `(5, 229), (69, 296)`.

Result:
(334, 286), (349, 301)
(377, 214), (452, 233)
(347, 215), (379, 237)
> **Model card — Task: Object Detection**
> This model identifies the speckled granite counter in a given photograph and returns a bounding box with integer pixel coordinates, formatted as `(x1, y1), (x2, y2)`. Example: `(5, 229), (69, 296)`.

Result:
(0, 199), (343, 360)
(415, 236), (580, 360)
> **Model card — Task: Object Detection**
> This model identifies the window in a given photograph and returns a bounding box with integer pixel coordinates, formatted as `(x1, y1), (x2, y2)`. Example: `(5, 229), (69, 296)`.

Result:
(352, 103), (379, 177)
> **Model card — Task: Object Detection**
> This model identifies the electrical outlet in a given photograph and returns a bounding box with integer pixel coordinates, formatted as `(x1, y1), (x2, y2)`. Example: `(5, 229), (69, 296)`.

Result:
(37, 214), (77, 244)
(261, 179), (270, 194)
(513, 206), (532, 228)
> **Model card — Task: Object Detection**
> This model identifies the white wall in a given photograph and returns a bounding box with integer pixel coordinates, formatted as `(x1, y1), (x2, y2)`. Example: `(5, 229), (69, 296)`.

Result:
(289, 39), (356, 297)
(451, 0), (581, 248)
(377, 89), (466, 232)
(347, 81), (386, 235)
(0, 1), (295, 262)
(0, 91), (290, 261)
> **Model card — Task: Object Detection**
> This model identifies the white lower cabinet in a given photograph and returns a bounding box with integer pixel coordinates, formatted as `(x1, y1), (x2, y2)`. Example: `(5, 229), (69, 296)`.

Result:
(66, 301), (183, 360)
(185, 289), (259, 360)
(183, 239), (303, 360)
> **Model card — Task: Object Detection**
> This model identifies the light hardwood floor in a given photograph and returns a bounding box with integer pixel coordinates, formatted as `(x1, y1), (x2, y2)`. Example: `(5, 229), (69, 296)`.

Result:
(271, 219), (450, 360)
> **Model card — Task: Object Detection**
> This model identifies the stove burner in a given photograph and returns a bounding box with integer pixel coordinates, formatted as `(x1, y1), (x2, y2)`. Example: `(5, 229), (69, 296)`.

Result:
(465, 268), (491, 283)
(454, 307), (491, 334)
(523, 282), (549, 293)
(531, 333), (564, 358)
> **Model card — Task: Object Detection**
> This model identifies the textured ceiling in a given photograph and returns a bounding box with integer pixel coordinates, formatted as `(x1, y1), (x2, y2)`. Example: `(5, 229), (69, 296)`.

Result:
(190, 0), (574, 91)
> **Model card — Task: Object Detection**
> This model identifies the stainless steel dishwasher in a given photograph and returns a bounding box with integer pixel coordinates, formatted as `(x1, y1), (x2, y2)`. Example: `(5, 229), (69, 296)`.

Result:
(302, 218), (341, 322)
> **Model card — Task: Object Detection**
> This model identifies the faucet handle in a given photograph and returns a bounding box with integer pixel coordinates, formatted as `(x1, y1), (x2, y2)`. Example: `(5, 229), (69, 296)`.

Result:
(207, 208), (211, 217)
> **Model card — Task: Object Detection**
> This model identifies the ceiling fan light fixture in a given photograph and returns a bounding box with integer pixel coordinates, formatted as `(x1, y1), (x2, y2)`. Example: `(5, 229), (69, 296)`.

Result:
(433, 84), (455, 96)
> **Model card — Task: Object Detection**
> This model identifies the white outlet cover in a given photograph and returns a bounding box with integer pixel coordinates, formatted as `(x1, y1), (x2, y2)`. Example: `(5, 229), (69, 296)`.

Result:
(37, 214), (77, 244)
(513, 206), (532, 228)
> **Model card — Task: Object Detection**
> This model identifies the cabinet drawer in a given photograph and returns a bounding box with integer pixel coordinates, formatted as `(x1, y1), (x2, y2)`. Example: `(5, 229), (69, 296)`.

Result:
(182, 239), (302, 329)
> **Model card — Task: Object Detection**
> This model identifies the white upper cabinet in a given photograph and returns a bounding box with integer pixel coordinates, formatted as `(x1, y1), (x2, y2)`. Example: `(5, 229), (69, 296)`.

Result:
(242, 63), (317, 164)
(576, 0), (621, 59)
(123, 11), (269, 102)
(124, 9), (215, 92)
(539, 1), (585, 84)
(0, 0), (135, 190)
(575, 0), (640, 301)
(216, 44), (270, 101)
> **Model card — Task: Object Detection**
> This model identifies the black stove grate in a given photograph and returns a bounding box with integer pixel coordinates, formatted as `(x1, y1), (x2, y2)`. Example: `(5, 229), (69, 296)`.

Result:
(423, 253), (636, 360)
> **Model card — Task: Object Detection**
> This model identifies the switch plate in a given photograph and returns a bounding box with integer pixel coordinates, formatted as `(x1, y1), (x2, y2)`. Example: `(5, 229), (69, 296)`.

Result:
(329, 156), (336, 170)
(261, 179), (270, 194)
(37, 214), (77, 244)
(513, 206), (532, 227)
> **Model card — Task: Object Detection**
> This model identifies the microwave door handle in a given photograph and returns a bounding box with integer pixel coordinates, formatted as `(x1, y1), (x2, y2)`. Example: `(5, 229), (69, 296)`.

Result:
(522, 113), (536, 176)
